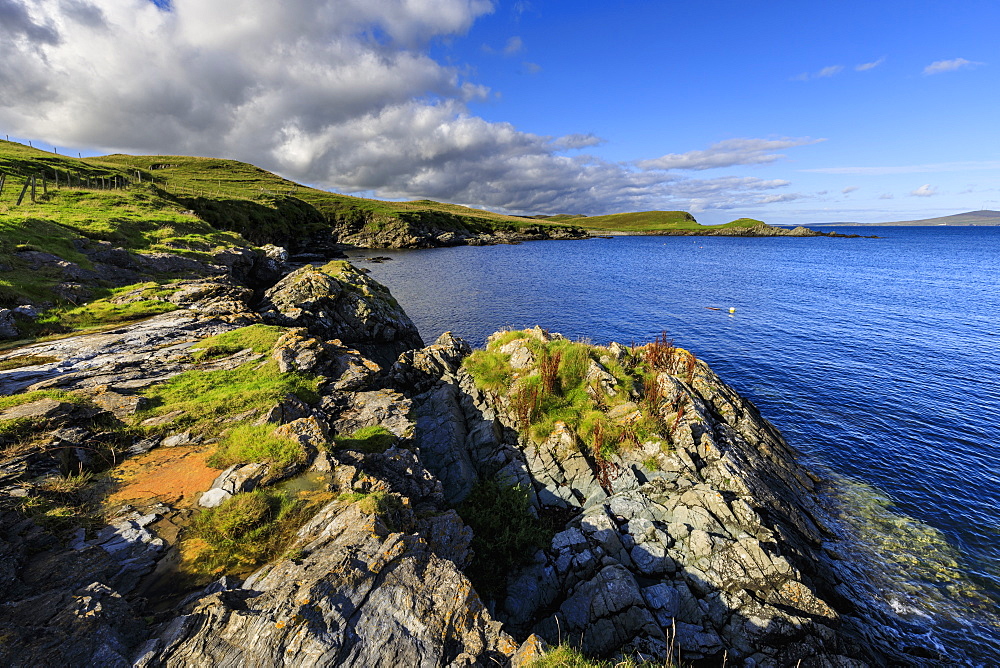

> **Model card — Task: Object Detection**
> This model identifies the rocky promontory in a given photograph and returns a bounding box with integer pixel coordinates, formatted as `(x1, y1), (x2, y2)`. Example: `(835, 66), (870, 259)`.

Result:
(0, 255), (928, 666)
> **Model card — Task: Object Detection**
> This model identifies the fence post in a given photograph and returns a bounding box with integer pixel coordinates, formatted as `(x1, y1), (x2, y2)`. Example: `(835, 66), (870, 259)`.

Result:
(0, 172), (5, 198)
(31, 175), (36, 202)
(16, 180), (29, 205)
(54, 170), (59, 189)
(42, 174), (48, 195)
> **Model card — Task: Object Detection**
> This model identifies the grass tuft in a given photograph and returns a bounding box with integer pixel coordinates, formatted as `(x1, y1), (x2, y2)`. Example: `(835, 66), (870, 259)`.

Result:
(334, 425), (396, 454)
(191, 324), (287, 360)
(181, 488), (321, 577)
(207, 423), (306, 468)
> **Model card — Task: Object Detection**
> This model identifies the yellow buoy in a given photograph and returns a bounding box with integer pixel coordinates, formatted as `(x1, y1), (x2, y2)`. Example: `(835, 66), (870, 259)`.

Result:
(729, 307), (736, 313)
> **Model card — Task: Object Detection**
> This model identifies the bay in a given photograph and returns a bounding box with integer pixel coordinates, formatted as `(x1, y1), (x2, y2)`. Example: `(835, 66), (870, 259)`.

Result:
(346, 226), (1000, 662)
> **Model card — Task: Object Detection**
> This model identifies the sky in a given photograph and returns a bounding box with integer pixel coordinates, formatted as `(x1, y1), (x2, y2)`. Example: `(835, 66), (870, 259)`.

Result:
(1, 0), (997, 225)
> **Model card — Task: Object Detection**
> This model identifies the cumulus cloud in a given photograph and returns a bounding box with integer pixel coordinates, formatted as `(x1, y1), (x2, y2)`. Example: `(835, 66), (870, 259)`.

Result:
(910, 184), (937, 197)
(0, 0), (806, 215)
(855, 57), (885, 72)
(637, 138), (822, 172)
(842, 185), (859, 194)
(923, 58), (983, 75)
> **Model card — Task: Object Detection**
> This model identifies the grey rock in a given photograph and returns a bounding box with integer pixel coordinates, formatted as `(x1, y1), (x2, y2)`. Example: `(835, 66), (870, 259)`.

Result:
(257, 262), (422, 366)
(138, 500), (517, 667)
(0, 309), (19, 339)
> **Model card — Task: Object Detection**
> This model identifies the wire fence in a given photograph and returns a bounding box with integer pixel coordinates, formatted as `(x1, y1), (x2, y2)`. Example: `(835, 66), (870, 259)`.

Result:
(0, 166), (305, 205)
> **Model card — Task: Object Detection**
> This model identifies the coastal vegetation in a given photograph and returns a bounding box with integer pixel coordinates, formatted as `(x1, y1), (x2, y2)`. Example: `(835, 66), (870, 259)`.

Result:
(457, 478), (550, 598)
(462, 329), (698, 462)
(182, 488), (327, 578)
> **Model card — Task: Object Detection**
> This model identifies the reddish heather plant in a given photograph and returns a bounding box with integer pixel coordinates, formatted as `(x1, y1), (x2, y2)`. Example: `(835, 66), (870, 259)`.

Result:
(512, 384), (540, 427)
(539, 349), (562, 395)
(643, 331), (675, 371)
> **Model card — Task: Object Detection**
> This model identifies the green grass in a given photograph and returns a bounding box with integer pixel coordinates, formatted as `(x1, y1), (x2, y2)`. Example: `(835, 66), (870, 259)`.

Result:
(462, 332), (681, 460)
(0, 355), (58, 371)
(334, 425), (397, 454)
(0, 389), (85, 411)
(207, 423), (307, 468)
(182, 488), (323, 577)
(136, 358), (320, 437)
(547, 210), (771, 233)
(559, 210), (699, 231)
(191, 324), (287, 360)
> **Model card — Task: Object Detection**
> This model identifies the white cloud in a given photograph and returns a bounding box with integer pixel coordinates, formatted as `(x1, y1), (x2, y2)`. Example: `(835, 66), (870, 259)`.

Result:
(550, 133), (602, 150)
(503, 36), (523, 55)
(522, 61), (542, 74)
(855, 57), (885, 72)
(757, 193), (803, 204)
(792, 65), (844, 81)
(878, 193), (894, 200)
(0, 0), (807, 216)
(637, 137), (822, 171)
(842, 185), (859, 194)
(923, 58), (983, 75)
(910, 184), (937, 197)
(803, 160), (1000, 175)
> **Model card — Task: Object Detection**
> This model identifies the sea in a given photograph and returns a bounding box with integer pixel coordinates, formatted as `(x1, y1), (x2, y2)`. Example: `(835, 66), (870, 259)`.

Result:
(345, 226), (1000, 664)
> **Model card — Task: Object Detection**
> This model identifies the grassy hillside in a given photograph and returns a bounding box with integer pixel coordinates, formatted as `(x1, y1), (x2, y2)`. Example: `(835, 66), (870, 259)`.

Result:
(0, 141), (564, 303)
(536, 211), (765, 232)
(0, 140), (569, 252)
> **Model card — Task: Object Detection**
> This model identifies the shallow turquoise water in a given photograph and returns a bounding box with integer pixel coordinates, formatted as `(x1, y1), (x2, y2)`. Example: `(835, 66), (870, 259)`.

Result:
(346, 226), (1000, 663)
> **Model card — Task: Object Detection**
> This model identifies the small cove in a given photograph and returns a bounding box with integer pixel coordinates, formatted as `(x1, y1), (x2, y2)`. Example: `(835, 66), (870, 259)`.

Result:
(347, 226), (1000, 663)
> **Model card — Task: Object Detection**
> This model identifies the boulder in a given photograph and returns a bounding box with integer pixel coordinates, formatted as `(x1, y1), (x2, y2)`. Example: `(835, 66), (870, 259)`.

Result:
(257, 261), (422, 367)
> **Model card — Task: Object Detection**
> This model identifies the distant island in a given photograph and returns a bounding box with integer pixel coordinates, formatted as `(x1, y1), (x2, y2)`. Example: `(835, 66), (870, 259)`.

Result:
(811, 209), (1000, 227)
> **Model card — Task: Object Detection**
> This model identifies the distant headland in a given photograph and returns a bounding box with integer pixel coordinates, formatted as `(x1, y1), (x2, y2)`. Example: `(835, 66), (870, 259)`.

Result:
(810, 210), (1000, 227)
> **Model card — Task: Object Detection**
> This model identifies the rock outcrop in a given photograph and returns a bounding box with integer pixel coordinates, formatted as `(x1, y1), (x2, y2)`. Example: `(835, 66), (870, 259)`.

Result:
(331, 211), (589, 249)
(257, 261), (423, 366)
(0, 262), (919, 666)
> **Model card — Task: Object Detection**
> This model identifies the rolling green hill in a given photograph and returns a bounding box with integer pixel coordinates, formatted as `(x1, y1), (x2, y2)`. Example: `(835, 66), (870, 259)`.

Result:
(0, 139), (794, 309)
(536, 211), (766, 232)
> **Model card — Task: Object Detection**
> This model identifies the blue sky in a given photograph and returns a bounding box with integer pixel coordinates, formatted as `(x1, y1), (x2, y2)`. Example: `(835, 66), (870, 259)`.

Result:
(1, 0), (997, 224)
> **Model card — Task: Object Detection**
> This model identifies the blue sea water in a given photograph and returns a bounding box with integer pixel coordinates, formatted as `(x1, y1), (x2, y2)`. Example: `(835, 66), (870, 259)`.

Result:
(345, 226), (1000, 663)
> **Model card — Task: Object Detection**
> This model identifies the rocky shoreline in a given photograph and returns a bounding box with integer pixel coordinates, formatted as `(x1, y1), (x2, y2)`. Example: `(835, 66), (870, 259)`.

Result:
(0, 251), (930, 666)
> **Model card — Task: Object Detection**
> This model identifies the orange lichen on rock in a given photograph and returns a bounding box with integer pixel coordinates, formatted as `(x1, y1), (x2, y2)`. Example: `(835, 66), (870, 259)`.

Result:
(106, 444), (219, 507)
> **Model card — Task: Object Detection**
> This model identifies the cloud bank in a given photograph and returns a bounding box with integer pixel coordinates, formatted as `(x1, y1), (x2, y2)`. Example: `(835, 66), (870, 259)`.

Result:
(0, 0), (810, 215)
